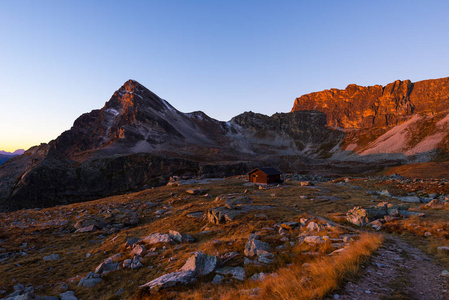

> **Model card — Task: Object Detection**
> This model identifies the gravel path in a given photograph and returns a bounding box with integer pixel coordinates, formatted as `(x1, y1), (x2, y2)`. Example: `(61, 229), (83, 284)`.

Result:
(332, 235), (449, 300)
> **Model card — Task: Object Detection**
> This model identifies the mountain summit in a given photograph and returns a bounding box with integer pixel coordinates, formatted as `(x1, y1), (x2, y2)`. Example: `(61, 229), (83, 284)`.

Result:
(0, 80), (340, 211)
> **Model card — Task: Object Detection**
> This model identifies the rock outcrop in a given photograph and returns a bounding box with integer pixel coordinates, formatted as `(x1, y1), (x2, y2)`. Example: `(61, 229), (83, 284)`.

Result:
(292, 77), (449, 157)
(292, 78), (449, 130)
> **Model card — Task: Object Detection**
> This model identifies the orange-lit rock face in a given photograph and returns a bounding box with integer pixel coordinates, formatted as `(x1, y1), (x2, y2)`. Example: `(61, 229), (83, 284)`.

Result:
(291, 77), (449, 130)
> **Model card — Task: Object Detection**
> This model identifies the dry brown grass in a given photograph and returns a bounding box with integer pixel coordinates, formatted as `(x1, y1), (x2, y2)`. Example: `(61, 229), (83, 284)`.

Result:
(175, 233), (382, 300)
(255, 233), (382, 300)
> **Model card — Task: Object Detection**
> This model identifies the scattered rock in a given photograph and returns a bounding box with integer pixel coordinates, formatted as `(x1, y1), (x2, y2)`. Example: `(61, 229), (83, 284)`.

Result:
(75, 224), (100, 233)
(397, 196), (421, 203)
(425, 199), (444, 209)
(258, 253), (275, 264)
(244, 235), (271, 257)
(78, 272), (102, 287)
(306, 221), (322, 231)
(220, 251), (243, 267)
(211, 274), (224, 284)
(250, 272), (268, 281)
(139, 271), (196, 290)
(186, 211), (203, 219)
(143, 233), (173, 244)
(280, 222), (299, 230)
(379, 190), (392, 197)
(180, 252), (221, 276)
(104, 208), (138, 226)
(59, 291), (78, 300)
(169, 230), (195, 243)
(131, 244), (146, 256)
(346, 206), (369, 226)
(304, 236), (328, 244)
(215, 266), (246, 281)
(43, 254), (60, 261)
(123, 256), (143, 269)
(125, 237), (141, 249)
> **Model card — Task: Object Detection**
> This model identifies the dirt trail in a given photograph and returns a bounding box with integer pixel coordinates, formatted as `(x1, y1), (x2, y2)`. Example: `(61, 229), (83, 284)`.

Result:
(332, 235), (449, 300)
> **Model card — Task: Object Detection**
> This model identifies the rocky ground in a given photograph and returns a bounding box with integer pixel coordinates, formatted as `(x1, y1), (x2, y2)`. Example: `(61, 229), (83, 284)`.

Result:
(0, 175), (449, 299)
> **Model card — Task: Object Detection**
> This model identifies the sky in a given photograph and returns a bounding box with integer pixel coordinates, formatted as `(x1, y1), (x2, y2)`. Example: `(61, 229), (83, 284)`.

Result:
(1, 1), (449, 152)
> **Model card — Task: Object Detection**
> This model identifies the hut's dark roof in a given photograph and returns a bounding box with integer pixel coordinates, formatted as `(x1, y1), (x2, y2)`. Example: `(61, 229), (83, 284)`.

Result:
(248, 167), (282, 176)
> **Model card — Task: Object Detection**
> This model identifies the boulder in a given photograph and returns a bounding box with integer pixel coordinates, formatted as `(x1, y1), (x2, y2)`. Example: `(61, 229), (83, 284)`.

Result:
(258, 253), (275, 264)
(215, 266), (246, 281)
(397, 196), (421, 203)
(180, 252), (221, 276)
(220, 251), (243, 267)
(346, 206), (369, 226)
(59, 291), (78, 300)
(211, 274), (224, 284)
(94, 260), (119, 275)
(169, 230), (195, 243)
(43, 254), (60, 261)
(124, 256), (143, 269)
(143, 233), (172, 244)
(244, 235), (271, 257)
(125, 237), (142, 249)
(425, 199), (444, 209)
(131, 244), (146, 256)
(379, 190), (392, 197)
(139, 271), (196, 290)
(78, 272), (102, 288)
(250, 272), (268, 281)
(306, 222), (321, 231)
(304, 236), (328, 244)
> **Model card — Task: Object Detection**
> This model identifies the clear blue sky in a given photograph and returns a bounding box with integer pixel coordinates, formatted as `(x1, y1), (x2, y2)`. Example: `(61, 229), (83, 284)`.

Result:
(1, 0), (449, 152)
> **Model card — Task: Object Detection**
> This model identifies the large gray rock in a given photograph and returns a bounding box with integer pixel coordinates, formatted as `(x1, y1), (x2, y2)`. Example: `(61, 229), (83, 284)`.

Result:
(59, 291), (78, 300)
(94, 261), (119, 275)
(95, 254), (122, 274)
(180, 252), (221, 276)
(78, 272), (102, 287)
(139, 271), (196, 290)
(244, 235), (271, 257)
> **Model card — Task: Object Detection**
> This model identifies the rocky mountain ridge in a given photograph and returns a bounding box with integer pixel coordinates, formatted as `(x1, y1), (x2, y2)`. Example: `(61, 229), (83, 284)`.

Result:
(292, 77), (449, 159)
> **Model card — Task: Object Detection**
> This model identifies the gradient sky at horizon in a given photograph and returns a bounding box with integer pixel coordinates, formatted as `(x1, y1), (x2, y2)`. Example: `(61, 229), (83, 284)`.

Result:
(1, 1), (449, 152)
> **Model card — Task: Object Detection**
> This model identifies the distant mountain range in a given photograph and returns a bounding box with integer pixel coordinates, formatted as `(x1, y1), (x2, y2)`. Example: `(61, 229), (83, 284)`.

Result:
(0, 149), (25, 156)
(1, 77), (449, 211)
(0, 149), (25, 165)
